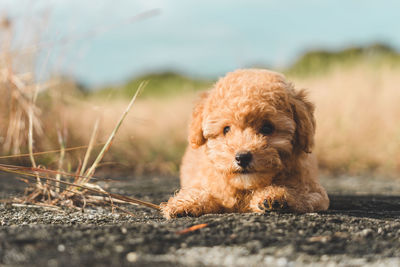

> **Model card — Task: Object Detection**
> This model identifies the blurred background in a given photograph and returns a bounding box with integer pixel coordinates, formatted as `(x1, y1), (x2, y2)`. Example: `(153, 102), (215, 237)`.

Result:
(1, 0), (400, 177)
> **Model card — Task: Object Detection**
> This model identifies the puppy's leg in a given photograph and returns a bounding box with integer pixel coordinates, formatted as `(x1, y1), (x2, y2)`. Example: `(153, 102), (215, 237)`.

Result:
(290, 184), (329, 212)
(160, 188), (223, 219)
(249, 186), (289, 213)
(249, 185), (329, 213)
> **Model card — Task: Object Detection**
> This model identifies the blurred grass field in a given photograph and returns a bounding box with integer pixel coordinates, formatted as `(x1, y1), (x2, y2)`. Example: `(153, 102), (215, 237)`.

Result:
(1, 43), (400, 177)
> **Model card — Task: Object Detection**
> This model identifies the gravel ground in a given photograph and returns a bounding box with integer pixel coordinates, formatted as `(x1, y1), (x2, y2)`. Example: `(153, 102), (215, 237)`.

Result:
(1, 173), (400, 267)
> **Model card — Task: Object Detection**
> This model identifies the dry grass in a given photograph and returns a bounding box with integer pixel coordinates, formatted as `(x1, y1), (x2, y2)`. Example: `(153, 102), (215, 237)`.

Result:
(290, 64), (400, 175)
(0, 13), (169, 212)
(1, 15), (162, 211)
(61, 93), (197, 174)
(0, 81), (161, 212)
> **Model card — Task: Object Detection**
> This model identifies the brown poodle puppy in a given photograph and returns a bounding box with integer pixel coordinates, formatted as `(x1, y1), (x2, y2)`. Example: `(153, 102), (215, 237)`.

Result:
(161, 69), (329, 219)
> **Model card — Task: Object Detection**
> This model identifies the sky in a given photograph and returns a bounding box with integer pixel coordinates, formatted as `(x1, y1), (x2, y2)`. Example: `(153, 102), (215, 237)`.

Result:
(1, 0), (400, 87)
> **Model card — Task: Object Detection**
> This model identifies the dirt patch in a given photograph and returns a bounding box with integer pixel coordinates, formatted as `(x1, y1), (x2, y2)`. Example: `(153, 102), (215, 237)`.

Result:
(1, 174), (400, 266)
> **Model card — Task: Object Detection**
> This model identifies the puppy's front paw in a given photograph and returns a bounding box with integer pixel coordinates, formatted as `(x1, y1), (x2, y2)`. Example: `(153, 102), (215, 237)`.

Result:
(250, 186), (289, 213)
(161, 188), (224, 219)
(259, 195), (288, 212)
(160, 201), (197, 219)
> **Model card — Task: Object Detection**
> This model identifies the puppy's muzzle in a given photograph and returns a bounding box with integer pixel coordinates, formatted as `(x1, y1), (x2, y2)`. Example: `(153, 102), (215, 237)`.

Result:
(235, 151), (252, 169)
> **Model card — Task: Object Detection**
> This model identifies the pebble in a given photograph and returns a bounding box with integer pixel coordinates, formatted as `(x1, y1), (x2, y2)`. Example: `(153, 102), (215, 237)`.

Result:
(57, 244), (65, 252)
(115, 245), (124, 253)
(126, 252), (138, 262)
(358, 228), (374, 238)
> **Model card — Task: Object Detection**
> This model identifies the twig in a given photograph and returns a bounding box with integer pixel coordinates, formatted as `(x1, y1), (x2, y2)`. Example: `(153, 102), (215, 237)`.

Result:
(176, 223), (208, 235)
(55, 127), (66, 193)
(0, 166), (161, 211)
(0, 143), (105, 159)
(79, 119), (99, 183)
(84, 81), (147, 178)
(28, 99), (41, 186)
(0, 163), (113, 183)
(86, 195), (132, 205)
(10, 203), (61, 211)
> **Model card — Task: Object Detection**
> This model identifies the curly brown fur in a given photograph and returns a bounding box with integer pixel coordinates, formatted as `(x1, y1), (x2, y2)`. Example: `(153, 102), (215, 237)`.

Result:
(161, 69), (329, 219)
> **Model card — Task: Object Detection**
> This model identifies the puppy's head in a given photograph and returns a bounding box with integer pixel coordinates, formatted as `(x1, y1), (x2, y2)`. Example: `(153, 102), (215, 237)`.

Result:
(189, 69), (315, 189)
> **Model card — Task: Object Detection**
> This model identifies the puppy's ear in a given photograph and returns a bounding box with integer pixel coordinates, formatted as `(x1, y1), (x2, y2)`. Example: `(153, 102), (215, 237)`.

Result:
(289, 89), (316, 154)
(188, 92), (209, 148)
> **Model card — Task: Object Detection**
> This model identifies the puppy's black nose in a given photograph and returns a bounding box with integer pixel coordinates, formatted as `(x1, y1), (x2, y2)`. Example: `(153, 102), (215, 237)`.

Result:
(235, 152), (252, 168)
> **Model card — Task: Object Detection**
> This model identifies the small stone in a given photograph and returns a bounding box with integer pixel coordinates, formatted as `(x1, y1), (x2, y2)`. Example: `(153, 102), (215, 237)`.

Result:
(320, 254), (330, 261)
(47, 259), (58, 267)
(359, 229), (374, 238)
(126, 252), (137, 262)
(115, 245), (124, 253)
(333, 232), (349, 238)
(276, 257), (288, 266)
(57, 244), (65, 252)
(308, 235), (331, 243)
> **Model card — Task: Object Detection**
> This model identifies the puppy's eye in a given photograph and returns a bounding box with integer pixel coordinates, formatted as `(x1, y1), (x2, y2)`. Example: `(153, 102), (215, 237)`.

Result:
(223, 126), (230, 135)
(260, 121), (275, 135)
